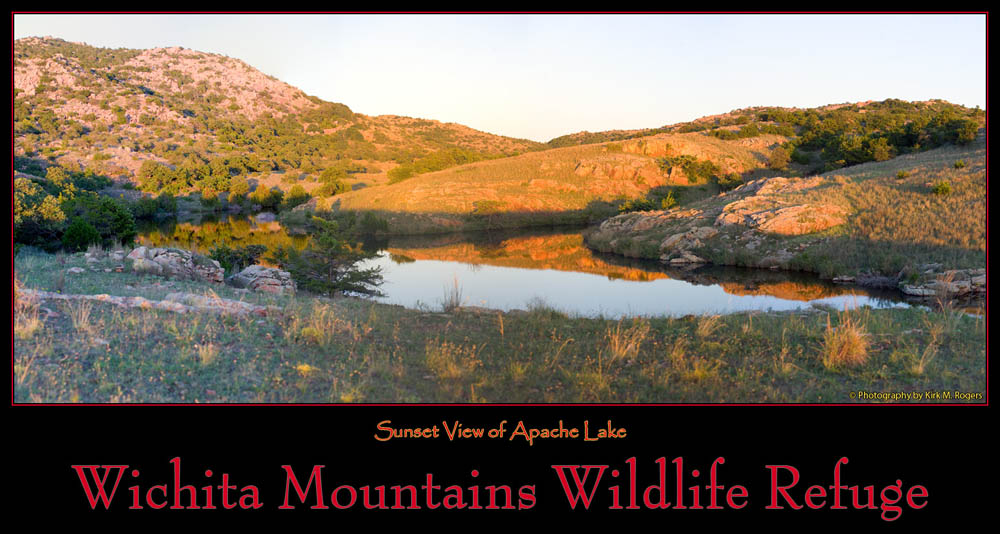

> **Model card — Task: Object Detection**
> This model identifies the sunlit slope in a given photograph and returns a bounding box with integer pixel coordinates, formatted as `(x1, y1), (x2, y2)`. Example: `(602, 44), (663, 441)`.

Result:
(330, 131), (788, 232)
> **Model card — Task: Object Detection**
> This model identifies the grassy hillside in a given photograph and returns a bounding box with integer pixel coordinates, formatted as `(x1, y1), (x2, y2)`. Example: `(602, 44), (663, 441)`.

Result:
(329, 131), (792, 233)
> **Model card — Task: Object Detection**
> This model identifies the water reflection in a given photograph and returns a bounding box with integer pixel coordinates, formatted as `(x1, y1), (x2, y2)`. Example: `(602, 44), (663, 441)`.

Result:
(137, 216), (911, 317)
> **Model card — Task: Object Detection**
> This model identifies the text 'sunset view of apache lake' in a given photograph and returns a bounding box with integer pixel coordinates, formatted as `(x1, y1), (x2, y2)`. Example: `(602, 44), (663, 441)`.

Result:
(12, 14), (986, 403)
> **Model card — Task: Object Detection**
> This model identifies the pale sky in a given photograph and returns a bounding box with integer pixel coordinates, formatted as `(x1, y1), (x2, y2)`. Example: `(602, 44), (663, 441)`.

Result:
(13, 14), (987, 142)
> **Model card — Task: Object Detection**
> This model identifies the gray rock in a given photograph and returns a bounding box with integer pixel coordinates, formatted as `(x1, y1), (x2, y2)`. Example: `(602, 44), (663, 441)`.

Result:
(127, 247), (223, 283)
(229, 264), (296, 295)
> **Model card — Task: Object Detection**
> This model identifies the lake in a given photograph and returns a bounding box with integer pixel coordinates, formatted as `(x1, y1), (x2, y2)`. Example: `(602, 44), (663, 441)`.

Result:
(138, 214), (911, 318)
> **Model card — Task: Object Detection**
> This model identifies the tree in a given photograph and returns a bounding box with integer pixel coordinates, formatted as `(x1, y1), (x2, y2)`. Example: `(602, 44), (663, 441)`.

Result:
(228, 175), (250, 203)
(249, 185), (284, 209)
(768, 147), (791, 171)
(269, 217), (383, 297)
(60, 191), (137, 246)
(62, 218), (101, 251)
(281, 184), (311, 210)
(14, 177), (66, 245)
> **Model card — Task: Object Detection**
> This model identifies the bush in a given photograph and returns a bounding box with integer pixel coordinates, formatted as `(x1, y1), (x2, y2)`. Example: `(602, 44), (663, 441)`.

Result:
(791, 148), (812, 165)
(60, 192), (137, 246)
(715, 172), (743, 191)
(269, 217), (383, 297)
(281, 184), (311, 210)
(953, 159), (966, 169)
(657, 155), (720, 184)
(209, 244), (267, 273)
(768, 147), (791, 171)
(249, 186), (284, 209)
(14, 177), (67, 246)
(660, 190), (677, 210)
(618, 198), (659, 213)
(931, 181), (952, 196)
(228, 176), (250, 203)
(895, 170), (911, 180)
(316, 180), (349, 197)
(61, 218), (101, 251)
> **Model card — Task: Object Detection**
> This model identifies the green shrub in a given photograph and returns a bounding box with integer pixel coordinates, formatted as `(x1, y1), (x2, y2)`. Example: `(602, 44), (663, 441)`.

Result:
(249, 186), (284, 209)
(60, 192), (136, 246)
(768, 147), (791, 171)
(896, 170), (911, 180)
(269, 217), (383, 297)
(715, 172), (744, 191)
(660, 190), (677, 210)
(791, 148), (812, 165)
(317, 180), (349, 197)
(209, 244), (267, 273)
(62, 217), (101, 252)
(281, 185), (311, 210)
(931, 181), (952, 196)
(14, 177), (67, 246)
(618, 198), (659, 213)
(61, 218), (101, 251)
(953, 159), (966, 169)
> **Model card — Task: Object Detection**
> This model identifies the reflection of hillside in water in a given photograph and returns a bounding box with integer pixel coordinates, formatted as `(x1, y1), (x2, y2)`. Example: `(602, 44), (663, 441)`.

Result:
(136, 214), (309, 259)
(385, 229), (672, 283)
(136, 217), (907, 306)
(386, 228), (908, 305)
(655, 265), (905, 305)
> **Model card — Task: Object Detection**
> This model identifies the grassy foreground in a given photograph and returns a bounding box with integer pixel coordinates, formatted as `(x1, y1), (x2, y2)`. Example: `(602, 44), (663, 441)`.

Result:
(14, 248), (985, 403)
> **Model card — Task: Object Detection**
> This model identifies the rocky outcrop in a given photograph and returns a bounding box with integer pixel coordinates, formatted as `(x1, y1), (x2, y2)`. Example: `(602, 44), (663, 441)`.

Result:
(18, 289), (281, 317)
(710, 176), (848, 235)
(126, 246), (224, 283)
(900, 268), (986, 299)
(228, 265), (296, 295)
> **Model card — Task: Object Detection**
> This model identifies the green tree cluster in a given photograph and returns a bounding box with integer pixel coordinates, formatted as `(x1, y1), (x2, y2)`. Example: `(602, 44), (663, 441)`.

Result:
(269, 217), (383, 297)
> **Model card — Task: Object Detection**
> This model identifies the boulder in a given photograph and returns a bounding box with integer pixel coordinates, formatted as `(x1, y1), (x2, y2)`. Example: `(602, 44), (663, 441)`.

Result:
(127, 247), (223, 283)
(229, 265), (296, 295)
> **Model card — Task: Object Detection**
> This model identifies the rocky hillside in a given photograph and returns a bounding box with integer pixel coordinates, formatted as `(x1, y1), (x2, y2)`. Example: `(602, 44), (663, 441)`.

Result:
(14, 37), (542, 186)
(585, 134), (986, 300)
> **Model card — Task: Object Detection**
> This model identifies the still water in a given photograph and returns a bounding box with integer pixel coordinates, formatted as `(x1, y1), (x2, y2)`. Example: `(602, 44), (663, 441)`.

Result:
(138, 214), (910, 318)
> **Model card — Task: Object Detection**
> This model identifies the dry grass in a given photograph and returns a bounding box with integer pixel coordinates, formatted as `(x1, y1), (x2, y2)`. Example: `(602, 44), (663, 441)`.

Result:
(440, 276), (464, 312)
(14, 278), (43, 340)
(66, 300), (96, 337)
(682, 358), (722, 381)
(425, 339), (482, 380)
(284, 302), (359, 346)
(605, 318), (650, 361)
(197, 343), (218, 366)
(664, 337), (689, 371)
(696, 315), (723, 338)
(821, 309), (870, 369)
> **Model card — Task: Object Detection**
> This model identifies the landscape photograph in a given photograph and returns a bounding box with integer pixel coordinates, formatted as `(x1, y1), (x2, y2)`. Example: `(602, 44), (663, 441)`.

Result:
(12, 13), (987, 403)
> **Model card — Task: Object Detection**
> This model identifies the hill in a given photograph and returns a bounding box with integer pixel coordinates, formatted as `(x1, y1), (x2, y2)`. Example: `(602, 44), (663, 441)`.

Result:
(585, 133), (986, 295)
(328, 130), (793, 233)
(14, 37), (542, 194)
